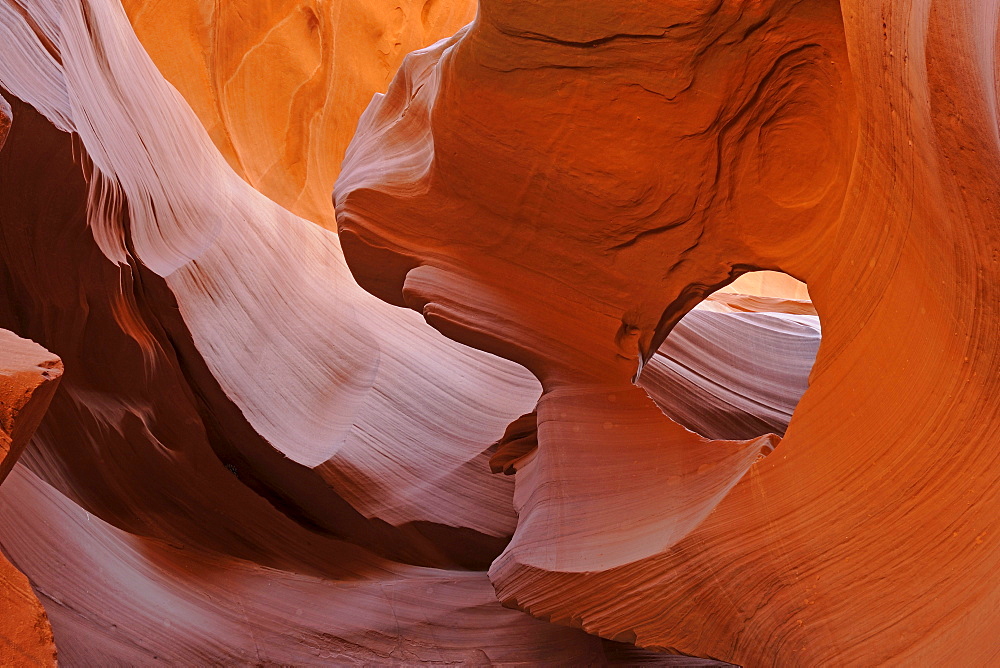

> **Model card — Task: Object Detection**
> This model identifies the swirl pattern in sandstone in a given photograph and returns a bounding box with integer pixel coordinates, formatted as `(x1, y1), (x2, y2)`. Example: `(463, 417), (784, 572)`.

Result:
(0, 0), (823, 663)
(119, 0), (476, 227)
(336, 0), (1000, 664)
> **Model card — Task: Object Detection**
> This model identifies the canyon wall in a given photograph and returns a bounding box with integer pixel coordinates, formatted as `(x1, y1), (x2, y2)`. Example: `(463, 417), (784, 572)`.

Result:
(120, 0), (476, 227)
(0, 0), (995, 665)
(336, 0), (1000, 664)
(0, 0), (811, 663)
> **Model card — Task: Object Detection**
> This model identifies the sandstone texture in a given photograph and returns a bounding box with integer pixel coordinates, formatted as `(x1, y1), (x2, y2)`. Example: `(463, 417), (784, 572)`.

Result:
(336, 0), (1000, 664)
(0, 0), (996, 665)
(121, 0), (476, 227)
(0, 1), (758, 663)
(0, 323), (62, 668)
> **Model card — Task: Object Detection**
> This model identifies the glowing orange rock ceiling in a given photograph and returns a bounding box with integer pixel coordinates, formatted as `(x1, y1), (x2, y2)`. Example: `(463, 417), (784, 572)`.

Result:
(0, 0), (997, 665)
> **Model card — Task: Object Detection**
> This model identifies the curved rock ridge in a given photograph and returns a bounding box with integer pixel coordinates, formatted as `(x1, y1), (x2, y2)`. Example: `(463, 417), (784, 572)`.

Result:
(1, 464), (637, 666)
(121, 0), (477, 228)
(490, 307), (820, 483)
(0, 324), (62, 668)
(0, 2), (578, 662)
(336, 0), (1000, 664)
(0, 0), (532, 543)
(7, 0), (994, 663)
(0, 0), (818, 663)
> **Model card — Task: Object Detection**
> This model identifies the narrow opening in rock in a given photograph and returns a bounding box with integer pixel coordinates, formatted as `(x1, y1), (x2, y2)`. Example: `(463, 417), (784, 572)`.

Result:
(637, 271), (821, 441)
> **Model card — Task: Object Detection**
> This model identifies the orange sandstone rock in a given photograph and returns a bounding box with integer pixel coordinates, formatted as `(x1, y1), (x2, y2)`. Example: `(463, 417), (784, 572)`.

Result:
(0, 319), (63, 668)
(122, 0), (476, 227)
(0, 3), (752, 662)
(0, 329), (62, 486)
(4, 0), (968, 663)
(336, 0), (1000, 664)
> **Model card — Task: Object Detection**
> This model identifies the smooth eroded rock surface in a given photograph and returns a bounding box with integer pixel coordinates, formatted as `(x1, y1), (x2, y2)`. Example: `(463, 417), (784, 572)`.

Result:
(122, 0), (477, 227)
(0, 1), (806, 663)
(4, 0), (996, 664)
(335, 0), (1000, 663)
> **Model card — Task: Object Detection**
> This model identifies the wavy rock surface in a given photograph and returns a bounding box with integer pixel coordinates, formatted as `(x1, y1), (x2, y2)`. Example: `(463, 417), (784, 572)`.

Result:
(0, 323), (62, 668)
(5, 0), (980, 663)
(121, 0), (476, 227)
(0, 0), (531, 553)
(644, 310), (820, 441)
(0, 4), (542, 662)
(0, 0), (822, 663)
(336, 0), (1000, 664)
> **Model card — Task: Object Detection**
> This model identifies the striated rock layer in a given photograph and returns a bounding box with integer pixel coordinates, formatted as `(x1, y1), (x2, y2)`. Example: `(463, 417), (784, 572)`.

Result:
(0, 3), (550, 662)
(0, 0), (819, 663)
(6, 0), (989, 663)
(121, 0), (477, 227)
(336, 0), (1000, 664)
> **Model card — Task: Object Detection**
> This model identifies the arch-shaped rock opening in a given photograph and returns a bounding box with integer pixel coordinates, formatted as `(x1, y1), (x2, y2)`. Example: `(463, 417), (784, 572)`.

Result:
(638, 271), (820, 441)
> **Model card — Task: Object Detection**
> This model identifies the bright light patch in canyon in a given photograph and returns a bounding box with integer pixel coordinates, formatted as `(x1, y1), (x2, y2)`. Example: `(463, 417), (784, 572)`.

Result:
(638, 271), (821, 441)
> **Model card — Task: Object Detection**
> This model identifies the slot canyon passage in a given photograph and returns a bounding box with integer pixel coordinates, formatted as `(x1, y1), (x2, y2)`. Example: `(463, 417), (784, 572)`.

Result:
(0, 0), (998, 664)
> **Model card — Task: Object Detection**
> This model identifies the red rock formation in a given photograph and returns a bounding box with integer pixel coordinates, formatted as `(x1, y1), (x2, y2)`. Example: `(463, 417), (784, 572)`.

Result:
(0, 5), (561, 660)
(0, 329), (62, 494)
(0, 1), (800, 663)
(9, 0), (989, 663)
(337, 0), (1000, 664)
(0, 322), (62, 668)
(642, 310), (820, 441)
